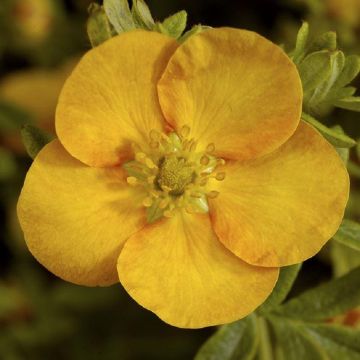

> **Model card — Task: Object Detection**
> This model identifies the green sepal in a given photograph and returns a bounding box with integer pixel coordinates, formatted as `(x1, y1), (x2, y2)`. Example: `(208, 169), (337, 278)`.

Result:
(195, 314), (259, 360)
(333, 55), (360, 89)
(21, 125), (54, 160)
(334, 97), (360, 112)
(291, 21), (309, 64)
(131, 0), (155, 29)
(298, 50), (332, 94)
(302, 112), (356, 148)
(273, 266), (360, 321)
(179, 25), (212, 43)
(156, 10), (187, 39)
(87, 3), (112, 47)
(0, 101), (33, 132)
(103, 0), (135, 34)
(146, 199), (164, 224)
(257, 263), (302, 314)
(333, 219), (360, 251)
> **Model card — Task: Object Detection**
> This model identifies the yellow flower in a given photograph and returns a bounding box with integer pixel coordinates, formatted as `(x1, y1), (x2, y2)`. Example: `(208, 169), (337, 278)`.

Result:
(17, 28), (349, 328)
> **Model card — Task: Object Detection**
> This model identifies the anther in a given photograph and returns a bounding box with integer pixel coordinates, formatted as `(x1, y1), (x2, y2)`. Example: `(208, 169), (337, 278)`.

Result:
(149, 141), (159, 149)
(142, 197), (153, 207)
(145, 158), (157, 169)
(149, 129), (160, 141)
(189, 141), (197, 152)
(147, 175), (156, 184)
(217, 158), (226, 166)
(126, 177), (138, 186)
(135, 152), (147, 162)
(180, 125), (190, 138)
(215, 172), (226, 181)
(206, 143), (216, 153)
(159, 197), (170, 209)
(207, 190), (220, 199)
(200, 155), (210, 165)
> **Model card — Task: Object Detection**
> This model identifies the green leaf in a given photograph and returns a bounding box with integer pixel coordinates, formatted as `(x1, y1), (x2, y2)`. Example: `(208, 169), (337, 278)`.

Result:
(158, 10), (187, 39)
(103, 0), (135, 33)
(331, 241), (360, 277)
(326, 86), (356, 102)
(274, 266), (360, 321)
(333, 219), (360, 251)
(302, 112), (356, 148)
(132, 0), (154, 29)
(0, 101), (33, 132)
(87, 3), (112, 47)
(308, 31), (337, 53)
(269, 316), (328, 360)
(258, 263), (302, 314)
(304, 324), (360, 360)
(195, 314), (258, 360)
(298, 51), (332, 94)
(334, 97), (360, 112)
(292, 22), (309, 64)
(21, 125), (54, 160)
(333, 55), (360, 89)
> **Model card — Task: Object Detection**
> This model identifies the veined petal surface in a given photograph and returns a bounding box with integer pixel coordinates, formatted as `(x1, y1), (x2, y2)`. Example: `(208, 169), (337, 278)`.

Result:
(158, 27), (302, 161)
(118, 211), (279, 328)
(17, 140), (146, 286)
(209, 121), (349, 267)
(56, 31), (177, 167)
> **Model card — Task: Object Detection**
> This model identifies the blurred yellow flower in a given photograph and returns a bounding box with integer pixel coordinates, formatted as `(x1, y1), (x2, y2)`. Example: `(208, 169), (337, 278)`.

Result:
(17, 29), (349, 328)
(326, 0), (360, 27)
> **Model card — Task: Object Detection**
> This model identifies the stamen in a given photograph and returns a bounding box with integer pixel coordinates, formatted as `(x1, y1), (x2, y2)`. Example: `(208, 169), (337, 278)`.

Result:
(149, 141), (159, 149)
(135, 152), (147, 162)
(164, 210), (174, 218)
(206, 143), (216, 153)
(126, 177), (138, 186)
(207, 190), (220, 199)
(147, 175), (156, 184)
(215, 172), (226, 181)
(159, 197), (170, 209)
(145, 157), (157, 169)
(200, 155), (209, 165)
(180, 125), (190, 138)
(150, 129), (160, 141)
(143, 197), (153, 207)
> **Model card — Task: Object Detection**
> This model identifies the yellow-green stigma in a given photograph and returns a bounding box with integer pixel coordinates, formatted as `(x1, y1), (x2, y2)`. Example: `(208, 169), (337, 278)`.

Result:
(123, 126), (225, 223)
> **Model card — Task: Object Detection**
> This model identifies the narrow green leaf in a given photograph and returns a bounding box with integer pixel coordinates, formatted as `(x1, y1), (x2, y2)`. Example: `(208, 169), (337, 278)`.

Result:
(258, 263), (302, 314)
(334, 97), (360, 112)
(326, 86), (356, 102)
(132, 0), (154, 29)
(159, 10), (187, 39)
(298, 51), (332, 94)
(0, 101), (33, 132)
(274, 266), (360, 321)
(195, 314), (258, 360)
(304, 324), (360, 360)
(21, 125), (54, 160)
(308, 31), (337, 53)
(330, 241), (360, 277)
(87, 3), (112, 47)
(333, 219), (360, 251)
(269, 316), (328, 360)
(292, 22), (309, 64)
(103, 0), (135, 33)
(302, 113), (356, 148)
(333, 55), (360, 89)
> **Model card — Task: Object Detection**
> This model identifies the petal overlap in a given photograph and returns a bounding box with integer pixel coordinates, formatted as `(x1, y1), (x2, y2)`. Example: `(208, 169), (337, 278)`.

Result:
(118, 211), (279, 328)
(17, 140), (146, 286)
(158, 27), (302, 161)
(209, 121), (349, 267)
(56, 31), (177, 167)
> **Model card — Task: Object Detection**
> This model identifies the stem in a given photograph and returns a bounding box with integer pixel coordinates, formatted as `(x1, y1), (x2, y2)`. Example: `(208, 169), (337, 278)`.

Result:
(257, 317), (274, 360)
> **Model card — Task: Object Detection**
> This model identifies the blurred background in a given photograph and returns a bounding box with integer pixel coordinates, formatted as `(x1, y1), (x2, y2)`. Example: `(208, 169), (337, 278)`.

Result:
(0, 0), (359, 358)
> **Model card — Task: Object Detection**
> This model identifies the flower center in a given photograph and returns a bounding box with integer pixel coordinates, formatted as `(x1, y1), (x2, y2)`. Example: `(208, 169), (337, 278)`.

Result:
(123, 126), (225, 223)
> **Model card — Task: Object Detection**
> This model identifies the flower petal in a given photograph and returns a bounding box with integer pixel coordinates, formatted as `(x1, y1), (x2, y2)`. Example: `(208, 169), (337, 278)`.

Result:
(56, 31), (177, 167)
(17, 140), (146, 286)
(158, 27), (302, 161)
(118, 211), (279, 328)
(209, 121), (349, 267)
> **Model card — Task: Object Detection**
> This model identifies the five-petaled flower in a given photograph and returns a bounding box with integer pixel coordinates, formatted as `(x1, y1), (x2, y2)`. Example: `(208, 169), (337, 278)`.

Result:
(17, 28), (349, 328)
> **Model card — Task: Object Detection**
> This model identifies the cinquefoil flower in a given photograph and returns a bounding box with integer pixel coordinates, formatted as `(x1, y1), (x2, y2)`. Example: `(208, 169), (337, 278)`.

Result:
(17, 28), (349, 328)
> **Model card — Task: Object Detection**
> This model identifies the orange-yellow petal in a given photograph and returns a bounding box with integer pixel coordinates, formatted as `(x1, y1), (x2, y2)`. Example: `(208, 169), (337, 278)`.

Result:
(158, 27), (302, 161)
(17, 140), (146, 286)
(118, 211), (279, 328)
(56, 31), (177, 167)
(209, 121), (349, 267)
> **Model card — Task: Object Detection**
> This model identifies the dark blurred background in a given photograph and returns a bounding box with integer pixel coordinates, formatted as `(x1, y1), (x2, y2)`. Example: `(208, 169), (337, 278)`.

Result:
(0, 0), (359, 359)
